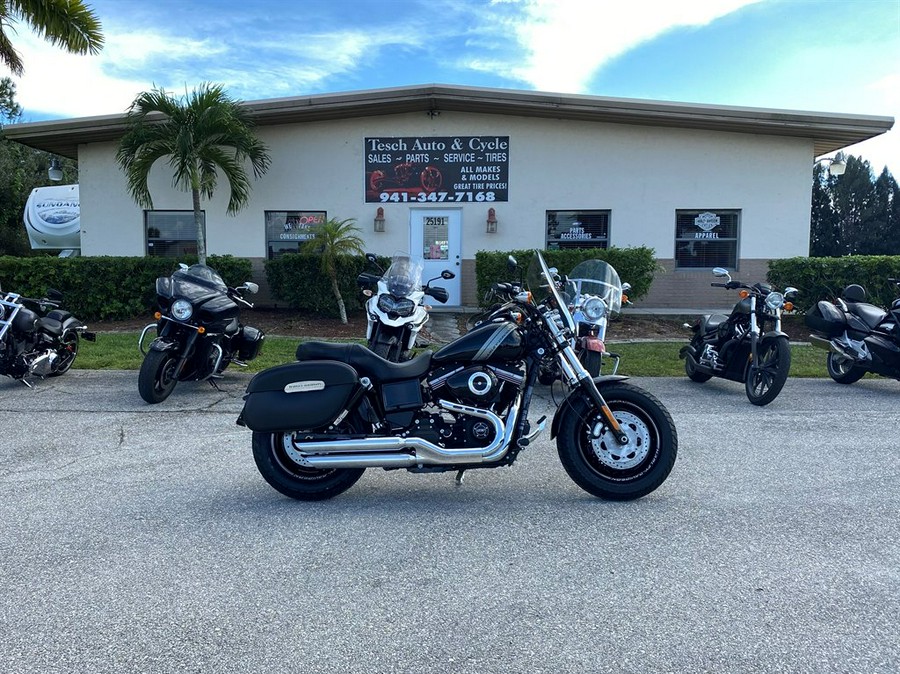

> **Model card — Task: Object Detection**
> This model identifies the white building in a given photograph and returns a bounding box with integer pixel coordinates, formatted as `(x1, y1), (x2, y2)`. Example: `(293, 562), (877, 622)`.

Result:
(5, 84), (893, 308)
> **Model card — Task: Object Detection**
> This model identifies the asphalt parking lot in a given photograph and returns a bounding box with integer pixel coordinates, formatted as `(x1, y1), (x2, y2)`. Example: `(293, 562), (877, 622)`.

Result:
(1, 372), (898, 673)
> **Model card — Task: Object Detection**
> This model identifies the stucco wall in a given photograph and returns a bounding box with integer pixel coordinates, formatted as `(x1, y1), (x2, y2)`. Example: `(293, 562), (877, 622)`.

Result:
(76, 110), (813, 307)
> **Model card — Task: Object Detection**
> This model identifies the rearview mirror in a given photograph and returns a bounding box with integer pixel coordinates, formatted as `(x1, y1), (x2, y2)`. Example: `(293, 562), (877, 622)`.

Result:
(441, 270), (456, 280)
(507, 255), (517, 272)
(241, 282), (259, 294)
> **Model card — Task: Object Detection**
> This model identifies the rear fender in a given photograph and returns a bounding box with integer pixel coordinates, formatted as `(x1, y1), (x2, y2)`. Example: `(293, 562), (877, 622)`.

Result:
(549, 375), (630, 439)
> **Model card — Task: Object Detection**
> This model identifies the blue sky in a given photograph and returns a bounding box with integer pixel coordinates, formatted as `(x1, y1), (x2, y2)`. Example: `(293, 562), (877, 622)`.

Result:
(8, 0), (899, 174)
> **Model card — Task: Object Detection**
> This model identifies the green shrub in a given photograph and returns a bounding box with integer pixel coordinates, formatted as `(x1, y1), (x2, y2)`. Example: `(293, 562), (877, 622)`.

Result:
(0, 254), (252, 320)
(475, 247), (659, 306)
(265, 253), (390, 317)
(767, 256), (900, 312)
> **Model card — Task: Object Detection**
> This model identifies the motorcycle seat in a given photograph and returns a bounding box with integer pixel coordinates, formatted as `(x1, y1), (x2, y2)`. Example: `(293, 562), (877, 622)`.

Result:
(224, 317), (240, 335)
(295, 341), (433, 383)
(36, 316), (63, 337)
(846, 302), (887, 330)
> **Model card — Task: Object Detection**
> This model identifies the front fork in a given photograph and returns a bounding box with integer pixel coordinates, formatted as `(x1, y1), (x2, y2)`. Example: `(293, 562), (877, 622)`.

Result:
(545, 314), (629, 445)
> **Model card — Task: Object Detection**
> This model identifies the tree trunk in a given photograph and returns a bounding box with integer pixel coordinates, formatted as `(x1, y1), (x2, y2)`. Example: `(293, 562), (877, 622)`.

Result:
(192, 188), (206, 266)
(330, 275), (348, 324)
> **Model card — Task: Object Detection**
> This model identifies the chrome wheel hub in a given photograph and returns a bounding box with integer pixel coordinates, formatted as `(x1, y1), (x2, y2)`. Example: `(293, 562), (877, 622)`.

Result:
(590, 411), (650, 470)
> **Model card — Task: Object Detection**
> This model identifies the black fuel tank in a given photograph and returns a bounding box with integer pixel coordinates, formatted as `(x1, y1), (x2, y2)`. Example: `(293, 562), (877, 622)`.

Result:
(433, 321), (524, 364)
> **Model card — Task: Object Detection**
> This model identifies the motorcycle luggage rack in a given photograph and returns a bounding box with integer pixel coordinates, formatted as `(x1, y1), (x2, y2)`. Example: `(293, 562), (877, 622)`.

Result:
(0, 293), (24, 341)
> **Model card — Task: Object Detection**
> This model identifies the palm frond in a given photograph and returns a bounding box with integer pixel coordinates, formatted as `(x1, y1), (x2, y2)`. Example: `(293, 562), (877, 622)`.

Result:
(10, 0), (104, 56)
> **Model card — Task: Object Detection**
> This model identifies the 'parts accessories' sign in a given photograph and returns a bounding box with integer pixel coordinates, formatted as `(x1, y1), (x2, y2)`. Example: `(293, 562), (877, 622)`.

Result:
(365, 136), (509, 203)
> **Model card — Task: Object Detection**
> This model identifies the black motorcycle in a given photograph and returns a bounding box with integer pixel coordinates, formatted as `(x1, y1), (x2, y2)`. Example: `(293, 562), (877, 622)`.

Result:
(806, 279), (900, 384)
(0, 284), (95, 385)
(138, 263), (264, 404)
(239, 250), (677, 502)
(679, 267), (798, 406)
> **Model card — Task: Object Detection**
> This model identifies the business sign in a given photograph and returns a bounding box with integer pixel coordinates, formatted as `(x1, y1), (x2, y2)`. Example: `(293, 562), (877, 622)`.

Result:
(365, 136), (509, 203)
(693, 212), (721, 239)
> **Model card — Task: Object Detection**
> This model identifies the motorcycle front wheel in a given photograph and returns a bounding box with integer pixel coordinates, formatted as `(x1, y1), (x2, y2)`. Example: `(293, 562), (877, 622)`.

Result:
(556, 383), (677, 500)
(49, 329), (79, 376)
(252, 431), (366, 500)
(745, 338), (791, 406)
(138, 349), (179, 403)
(826, 352), (866, 385)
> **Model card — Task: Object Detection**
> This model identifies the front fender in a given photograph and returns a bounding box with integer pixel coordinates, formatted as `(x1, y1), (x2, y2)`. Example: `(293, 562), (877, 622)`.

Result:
(549, 374), (630, 439)
(148, 337), (181, 353)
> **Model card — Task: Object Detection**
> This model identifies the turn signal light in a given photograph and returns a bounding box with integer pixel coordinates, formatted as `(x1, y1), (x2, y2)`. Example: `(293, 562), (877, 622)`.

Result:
(197, 326), (206, 334)
(154, 311), (161, 320)
(622, 294), (629, 304)
(739, 290), (750, 299)
(784, 302), (794, 312)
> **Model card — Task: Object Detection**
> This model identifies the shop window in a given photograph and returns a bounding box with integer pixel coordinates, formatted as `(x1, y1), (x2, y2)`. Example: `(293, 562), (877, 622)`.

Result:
(546, 210), (609, 250)
(675, 210), (740, 270)
(146, 210), (205, 257)
(266, 211), (326, 259)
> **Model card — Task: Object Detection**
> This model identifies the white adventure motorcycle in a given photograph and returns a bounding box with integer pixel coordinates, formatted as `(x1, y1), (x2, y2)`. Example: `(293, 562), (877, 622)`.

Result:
(357, 253), (455, 361)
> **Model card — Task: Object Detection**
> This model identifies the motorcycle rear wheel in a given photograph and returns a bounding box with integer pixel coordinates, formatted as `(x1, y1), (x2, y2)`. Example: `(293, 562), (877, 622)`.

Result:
(745, 339), (791, 406)
(138, 349), (179, 404)
(252, 431), (366, 500)
(556, 383), (677, 500)
(826, 352), (866, 385)
(48, 329), (79, 376)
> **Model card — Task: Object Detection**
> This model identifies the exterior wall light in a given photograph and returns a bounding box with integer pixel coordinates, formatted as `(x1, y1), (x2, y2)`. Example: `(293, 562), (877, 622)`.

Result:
(374, 206), (385, 232)
(816, 151), (847, 176)
(48, 157), (64, 181)
(486, 207), (497, 233)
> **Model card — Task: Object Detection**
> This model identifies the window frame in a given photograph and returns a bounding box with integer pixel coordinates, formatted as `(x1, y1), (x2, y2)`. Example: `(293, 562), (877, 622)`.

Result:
(145, 210), (206, 258)
(545, 209), (611, 251)
(674, 209), (741, 271)
(265, 210), (327, 259)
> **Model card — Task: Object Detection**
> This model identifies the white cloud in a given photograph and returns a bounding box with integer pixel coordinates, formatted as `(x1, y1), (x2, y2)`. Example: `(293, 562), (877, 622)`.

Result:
(473, 0), (764, 92)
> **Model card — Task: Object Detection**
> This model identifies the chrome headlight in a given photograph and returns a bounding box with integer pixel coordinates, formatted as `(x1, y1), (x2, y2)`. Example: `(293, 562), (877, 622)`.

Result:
(171, 299), (193, 321)
(764, 292), (785, 312)
(377, 294), (416, 317)
(582, 297), (607, 321)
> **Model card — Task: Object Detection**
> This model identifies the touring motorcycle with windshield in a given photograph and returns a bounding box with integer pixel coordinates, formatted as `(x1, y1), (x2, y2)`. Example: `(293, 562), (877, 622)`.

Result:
(538, 259), (631, 383)
(806, 279), (900, 384)
(138, 264), (264, 403)
(0, 284), (94, 385)
(357, 253), (454, 361)
(239, 250), (677, 501)
(680, 267), (798, 406)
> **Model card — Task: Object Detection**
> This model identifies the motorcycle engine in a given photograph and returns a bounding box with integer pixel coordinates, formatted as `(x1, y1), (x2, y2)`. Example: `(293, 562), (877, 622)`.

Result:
(425, 363), (524, 407)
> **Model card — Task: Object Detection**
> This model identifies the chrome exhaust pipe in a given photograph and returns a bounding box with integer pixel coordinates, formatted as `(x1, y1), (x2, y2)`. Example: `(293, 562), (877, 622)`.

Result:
(808, 334), (857, 361)
(294, 397), (521, 469)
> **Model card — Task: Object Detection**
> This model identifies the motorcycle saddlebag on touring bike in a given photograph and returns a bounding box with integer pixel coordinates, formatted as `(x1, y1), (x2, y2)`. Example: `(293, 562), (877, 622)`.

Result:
(804, 301), (846, 338)
(238, 360), (358, 433)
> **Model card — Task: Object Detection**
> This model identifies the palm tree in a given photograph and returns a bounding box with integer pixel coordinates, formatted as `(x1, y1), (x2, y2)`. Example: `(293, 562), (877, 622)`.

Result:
(116, 83), (271, 265)
(302, 218), (365, 324)
(1, 0), (104, 76)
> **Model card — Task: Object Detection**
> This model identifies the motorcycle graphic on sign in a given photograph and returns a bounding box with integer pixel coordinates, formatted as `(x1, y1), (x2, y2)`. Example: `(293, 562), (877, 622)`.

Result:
(367, 162), (443, 194)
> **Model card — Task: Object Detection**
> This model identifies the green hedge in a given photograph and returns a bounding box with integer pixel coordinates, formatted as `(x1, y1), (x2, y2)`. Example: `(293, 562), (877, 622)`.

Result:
(0, 255), (252, 321)
(475, 247), (659, 307)
(768, 256), (900, 312)
(265, 253), (390, 317)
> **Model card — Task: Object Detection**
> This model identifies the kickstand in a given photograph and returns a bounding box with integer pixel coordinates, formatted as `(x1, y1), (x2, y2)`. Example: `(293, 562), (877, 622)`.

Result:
(455, 469), (466, 486)
(208, 378), (223, 392)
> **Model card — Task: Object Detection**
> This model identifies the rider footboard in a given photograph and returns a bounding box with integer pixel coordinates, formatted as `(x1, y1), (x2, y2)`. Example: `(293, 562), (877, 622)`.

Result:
(238, 360), (358, 432)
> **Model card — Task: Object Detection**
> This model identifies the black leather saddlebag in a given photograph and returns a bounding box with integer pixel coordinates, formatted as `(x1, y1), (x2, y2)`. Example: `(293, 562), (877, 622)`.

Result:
(237, 326), (265, 361)
(239, 360), (358, 432)
(805, 301), (846, 338)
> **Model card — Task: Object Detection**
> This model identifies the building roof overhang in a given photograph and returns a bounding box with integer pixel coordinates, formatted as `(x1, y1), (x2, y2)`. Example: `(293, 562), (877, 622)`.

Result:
(3, 83), (894, 160)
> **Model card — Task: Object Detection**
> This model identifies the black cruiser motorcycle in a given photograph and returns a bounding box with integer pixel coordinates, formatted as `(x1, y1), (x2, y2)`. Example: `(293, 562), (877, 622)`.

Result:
(806, 279), (900, 384)
(239, 250), (677, 501)
(0, 284), (95, 385)
(138, 264), (264, 404)
(680, 267), (798, 406)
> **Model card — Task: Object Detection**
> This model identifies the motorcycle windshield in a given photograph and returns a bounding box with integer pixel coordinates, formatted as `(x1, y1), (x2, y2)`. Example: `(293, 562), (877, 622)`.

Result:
(170, 264), (229, 301)
(526, 250), (576, 333)
(382, 254), (423, 297)
(566, 259), (623, 314)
